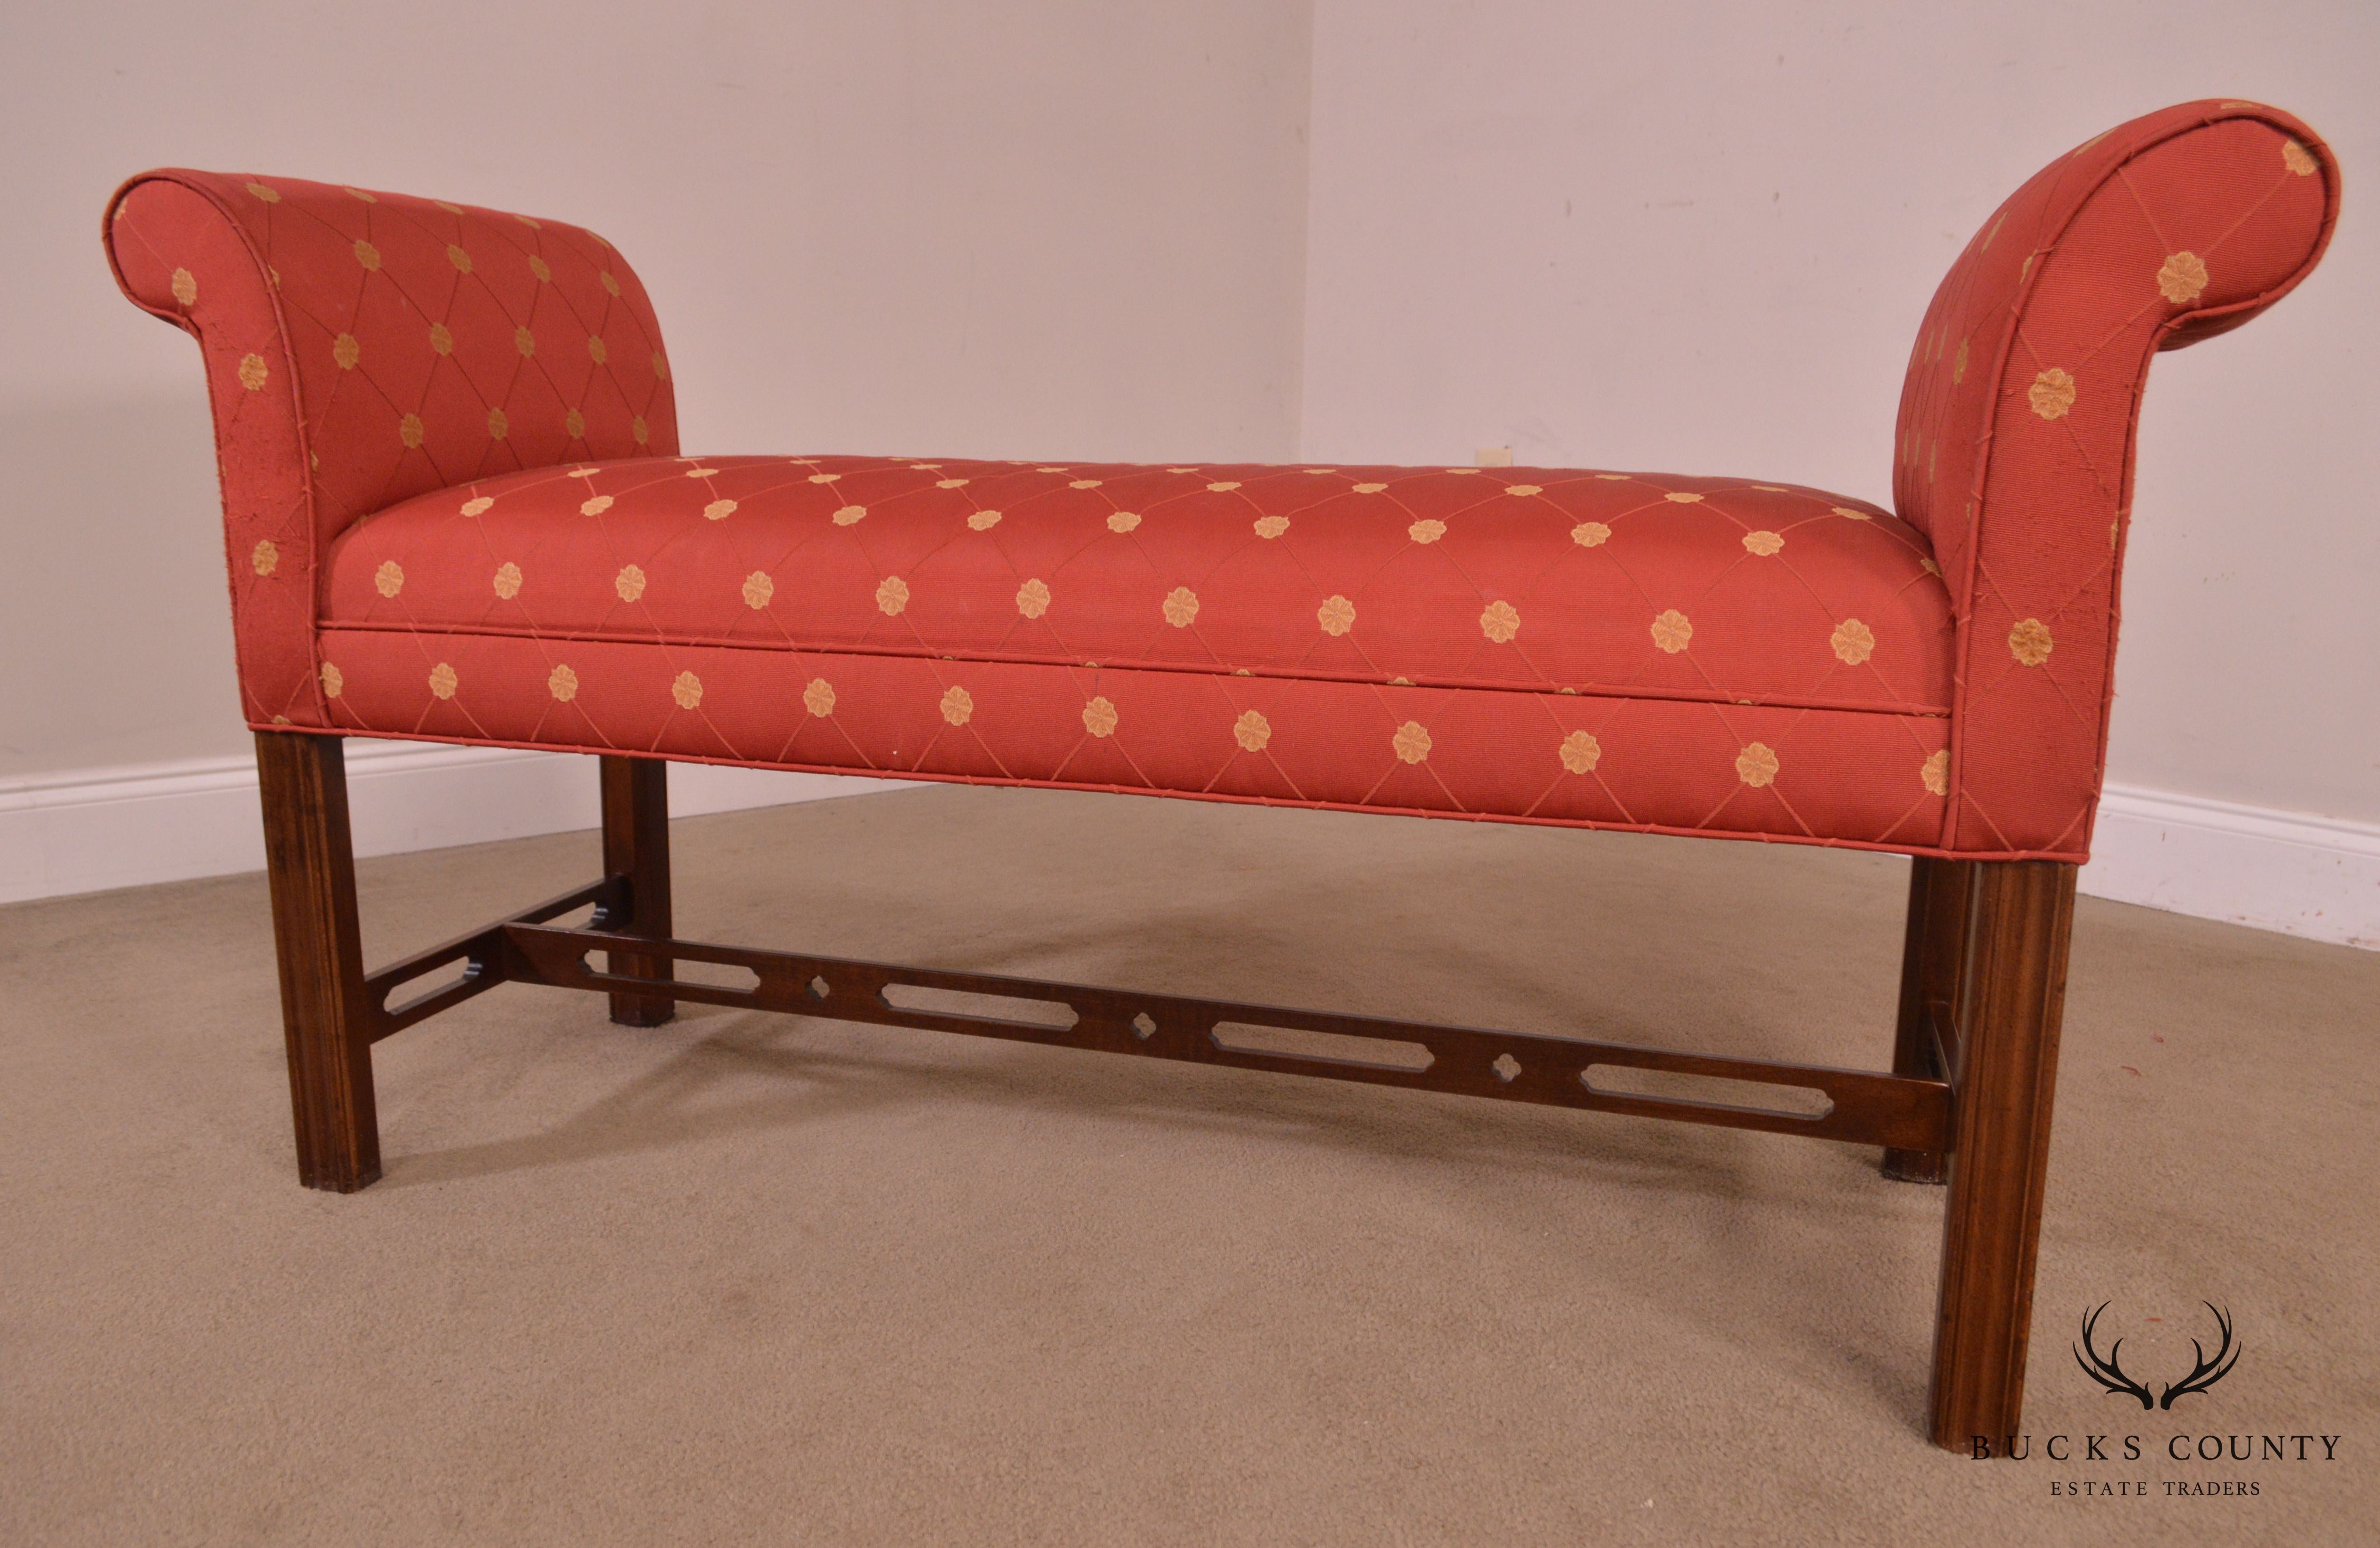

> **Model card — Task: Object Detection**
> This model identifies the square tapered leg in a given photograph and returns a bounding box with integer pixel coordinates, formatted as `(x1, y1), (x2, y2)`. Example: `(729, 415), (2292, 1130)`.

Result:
(1926, 859), (2077, 1453)
(1884, 855), (1972, 1184)
(255, 730), (380, 1192)
(599, 755), (675, 1027)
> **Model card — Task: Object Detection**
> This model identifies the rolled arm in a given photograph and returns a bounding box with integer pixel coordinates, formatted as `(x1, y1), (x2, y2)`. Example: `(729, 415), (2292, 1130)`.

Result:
(103, 170), (679, 728)
(1892, 102), (2340, 855)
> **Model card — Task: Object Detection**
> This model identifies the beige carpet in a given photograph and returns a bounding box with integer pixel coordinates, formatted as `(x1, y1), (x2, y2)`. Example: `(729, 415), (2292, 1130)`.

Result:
(4, 785), (2374, 1545)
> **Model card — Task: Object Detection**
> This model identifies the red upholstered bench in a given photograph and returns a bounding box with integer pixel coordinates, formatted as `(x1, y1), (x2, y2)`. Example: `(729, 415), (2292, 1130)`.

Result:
(103, 99), (2337, 1451)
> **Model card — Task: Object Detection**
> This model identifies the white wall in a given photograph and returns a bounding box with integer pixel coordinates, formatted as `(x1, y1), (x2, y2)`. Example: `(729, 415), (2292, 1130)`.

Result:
(1302, 0), (2380, 826)
(0, 1), (1313, 780)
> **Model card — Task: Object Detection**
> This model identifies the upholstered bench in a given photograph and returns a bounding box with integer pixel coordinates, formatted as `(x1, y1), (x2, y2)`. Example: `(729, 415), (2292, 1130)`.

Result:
(103, 99), (2337, 1451)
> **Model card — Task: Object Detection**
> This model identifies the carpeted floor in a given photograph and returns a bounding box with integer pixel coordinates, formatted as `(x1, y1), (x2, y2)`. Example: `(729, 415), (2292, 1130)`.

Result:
(4, 784), (2374, 1545)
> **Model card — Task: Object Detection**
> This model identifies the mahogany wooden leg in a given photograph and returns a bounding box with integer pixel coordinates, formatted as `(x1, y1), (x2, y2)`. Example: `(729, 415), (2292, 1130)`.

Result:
(599, 755), (675, 1027)
(254, 730), (380, 1192)
(1927, 859), (2077, 1454)
(1884, 855), (1973, 1184)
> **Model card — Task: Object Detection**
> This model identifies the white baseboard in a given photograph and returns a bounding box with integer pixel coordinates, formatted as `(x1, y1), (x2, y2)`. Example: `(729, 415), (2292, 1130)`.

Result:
(5, 750), (2374, 949)
(2082, 783), (2380, 950)
(0, 740), (909, 906)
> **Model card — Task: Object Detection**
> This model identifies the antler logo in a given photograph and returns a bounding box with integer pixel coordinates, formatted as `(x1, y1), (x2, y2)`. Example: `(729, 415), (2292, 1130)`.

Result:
(2074, 1302), (2241, 1410)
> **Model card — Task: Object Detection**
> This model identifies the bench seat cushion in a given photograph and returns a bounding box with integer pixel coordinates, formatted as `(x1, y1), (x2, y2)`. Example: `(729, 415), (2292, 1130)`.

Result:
(316, 455), (1957, 850)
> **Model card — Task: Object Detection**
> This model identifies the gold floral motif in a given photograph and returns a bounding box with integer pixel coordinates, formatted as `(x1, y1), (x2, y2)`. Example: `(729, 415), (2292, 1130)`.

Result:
(251, 539), (277, 576)
(1742, 530), (1783, 556)
(493, 562), (523, 599)
(564, 409), (587, 438)
(1504, 484), (1542, 497)
(2283, 138), (2319, 177)
(331, 332), (361, 370)
(1558, 729), (1601, 774)
(1594, 473), (1630, 480)
(353, 239), (380, 271)
(399, 414), (425, 449)
(809, 472), (841, 485)
(1233, 709), (1271, 752)
(2029, 367), (2077, 420)
(1082, 696), (1118, 737)
(1391, 720), (1432, 764)
(671, 670), (703, 709)
(1571, 521), (1611, 547)
(514, 325), (536, 357)
(968, 509), (1002, 531)
(319, 662), (343, 697)
(581, 495), (613, 516)
(169, 268), (197, 306)
(428, 323), (453, 355)
(1921, 748), (1950, 796)
(704, 498), (737, 521)
(2008, 617), (2053, 666)
(1831, 505), (1872, 521)
(1480, 600), (1521, 643)
(245, 182), (280, 203)
(803, 678), (836, 717)
(742, 570), (774, 609)
(487, 407), (509, 440)
(1735, 742), (1779, 787)
(528, 255), (552, 282)
(1352, 482), (1388, 494)
(237, 354), (268, 391)
(600, 271), (622, 297)
(878, 575), (910, 615)
(631, 411), (649, 441)
(936, 478), (970, 489)
(652, 351), (669, 381)
(1206, 481), (1241, 493)
(374, 560), (404, 598)
(548, 663), (578, 701)
(1953, 338), (1969, 384)
(832, 504), (867, 526)
(1162, 586), (1199, 627)
(686, 466), (717, 478)
(1016, 578), (1051, 618)
(1408, 518), (1446, 543)
(1317, 594), (1356, 637)
(446, 244), (472, 273)
(940, 685), (973, 725)
(1921, 555), (1942, 577)
(435, 199), (464, 215)
(1664, 491), (1704, 503)
(1108, 511), (1140, 532)
(1254, 515), (1290, 539)
(1831, 618), (1876, 665)
(347, 187), (377, 203)
(428, 662), (458, 699)
(2156, 251), (2209, 304)
(1070, 479), (1102, 490)
(587, 336), (608, 365)
(1649, 609), (1692, 653)
(616, 564), (647, 602)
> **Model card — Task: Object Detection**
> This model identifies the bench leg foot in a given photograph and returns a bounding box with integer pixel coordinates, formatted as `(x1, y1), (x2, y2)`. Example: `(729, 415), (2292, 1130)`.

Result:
(255, 730), (380, 1192)
(1883, 855), (1970, 1185)
(1927, 859), (2076, 1453)
(600, 755), (675, 1027)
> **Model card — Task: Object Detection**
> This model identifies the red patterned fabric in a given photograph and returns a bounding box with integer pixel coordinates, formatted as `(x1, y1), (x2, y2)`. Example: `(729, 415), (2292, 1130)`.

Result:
(103, 170), (678, 728)
(104, 100), (2338, 862)
(1894, 102), (2337, 853)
